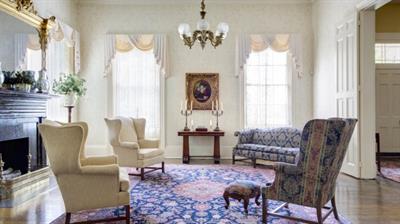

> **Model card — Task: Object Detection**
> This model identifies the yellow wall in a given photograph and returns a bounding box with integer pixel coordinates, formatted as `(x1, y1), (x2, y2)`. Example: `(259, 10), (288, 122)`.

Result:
(376, 3), (400, 33)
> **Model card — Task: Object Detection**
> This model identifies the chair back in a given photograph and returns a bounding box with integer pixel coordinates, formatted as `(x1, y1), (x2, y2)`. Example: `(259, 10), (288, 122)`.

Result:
(252, 128), (302, 148)
(38, 121), (87, 175)
(296, 118), (357, 205)
(116, 116), (138, 143)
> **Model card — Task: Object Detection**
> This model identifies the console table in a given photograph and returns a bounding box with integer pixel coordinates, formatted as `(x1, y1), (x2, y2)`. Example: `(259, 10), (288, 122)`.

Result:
(177, 131), (225, 164)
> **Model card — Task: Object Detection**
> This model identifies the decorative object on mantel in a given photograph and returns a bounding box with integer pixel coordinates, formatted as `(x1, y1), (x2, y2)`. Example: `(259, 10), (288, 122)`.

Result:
(35, 70), (49, 93)
(52, 73), (87, 122)
(186, 73), (218, 110)
(178, 0), (229, 49)
(180, 99), (193, 131)
(2, 71), (35, 92)
(211, 99), (223, 131)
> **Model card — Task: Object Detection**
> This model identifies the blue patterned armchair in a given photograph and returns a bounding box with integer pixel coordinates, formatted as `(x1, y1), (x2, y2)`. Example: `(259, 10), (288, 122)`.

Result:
(262, 118), (357, 224)
(233, 128), (302, 167)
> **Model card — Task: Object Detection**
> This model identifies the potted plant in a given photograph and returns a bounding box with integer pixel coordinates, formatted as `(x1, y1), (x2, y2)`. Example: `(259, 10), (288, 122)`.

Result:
(15, 71), (35, 92)
(52, 73), (87, 106)
(3, 71), (17, 90)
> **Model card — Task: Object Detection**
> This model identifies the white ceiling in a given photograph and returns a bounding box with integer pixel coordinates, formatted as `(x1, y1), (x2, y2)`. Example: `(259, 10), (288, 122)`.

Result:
(77, 0), (313, 6)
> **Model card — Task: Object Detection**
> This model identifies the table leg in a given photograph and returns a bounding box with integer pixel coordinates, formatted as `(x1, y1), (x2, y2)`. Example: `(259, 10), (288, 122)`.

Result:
(214, 136), (221, 164)
(183, 136), (190, 164)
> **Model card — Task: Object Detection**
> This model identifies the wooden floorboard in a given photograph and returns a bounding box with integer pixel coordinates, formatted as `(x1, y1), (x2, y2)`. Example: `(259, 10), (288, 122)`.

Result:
(0, 159), (399, 224)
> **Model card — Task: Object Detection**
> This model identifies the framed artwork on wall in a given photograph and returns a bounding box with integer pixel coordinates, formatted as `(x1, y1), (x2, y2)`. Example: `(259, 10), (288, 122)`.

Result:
(185, 73), (219, 110)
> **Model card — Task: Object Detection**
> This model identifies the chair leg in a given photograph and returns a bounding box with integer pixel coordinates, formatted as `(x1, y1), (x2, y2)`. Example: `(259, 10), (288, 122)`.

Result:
(65, 212), (71, 224)
(262, 193), (268, 223)
(316, 206), (323, 224)
(331, 196), (340, 220)
(161, 161), (165, 173)
(140, 168), (145, 180)
(125, 205), (130, 224)
(252, 158), (257, 168)
(232, 154), (235, 164)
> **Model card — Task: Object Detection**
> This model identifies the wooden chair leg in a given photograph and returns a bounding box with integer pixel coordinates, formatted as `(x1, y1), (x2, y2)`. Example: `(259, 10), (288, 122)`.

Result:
(331, 196), (340, 220)
(232, 154), (235, 164)
(140, 168), (145, 180)
(262, 193), (268, 223)
(252, 158), (257, 168)
(125, 205), (130, 224)
(65, 212), (71, 224)
(316, 206), (323, 224)
(161, 161), (165, 173)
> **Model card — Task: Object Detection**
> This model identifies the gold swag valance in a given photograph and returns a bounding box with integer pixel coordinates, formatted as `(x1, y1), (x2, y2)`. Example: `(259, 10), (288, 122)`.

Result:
(104, 34), (168, 78)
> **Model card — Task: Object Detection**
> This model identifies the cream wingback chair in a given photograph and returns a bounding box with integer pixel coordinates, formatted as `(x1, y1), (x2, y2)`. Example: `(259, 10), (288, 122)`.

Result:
(104, 117), (165, 180)
(38, 120), (131, 224)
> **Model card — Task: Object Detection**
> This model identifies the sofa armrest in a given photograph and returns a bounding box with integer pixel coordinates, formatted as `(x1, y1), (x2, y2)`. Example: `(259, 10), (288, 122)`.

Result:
(234, 129), (254, 144)
(139, 139), (160, 148)
(81, 155), (118, 166)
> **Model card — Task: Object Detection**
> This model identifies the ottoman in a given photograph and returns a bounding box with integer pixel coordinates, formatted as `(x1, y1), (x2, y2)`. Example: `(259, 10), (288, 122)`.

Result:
(223, 180), (261, 214)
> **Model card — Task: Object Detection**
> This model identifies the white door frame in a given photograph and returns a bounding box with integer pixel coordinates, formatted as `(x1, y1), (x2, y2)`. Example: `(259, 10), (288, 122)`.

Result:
(356, 0), (390, 179)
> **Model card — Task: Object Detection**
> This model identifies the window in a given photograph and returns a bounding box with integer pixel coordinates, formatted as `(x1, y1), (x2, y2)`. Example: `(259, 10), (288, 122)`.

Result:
(375, 43), (400, 64)
(112, 49), (161, 138)
(245, 48), (291, 128)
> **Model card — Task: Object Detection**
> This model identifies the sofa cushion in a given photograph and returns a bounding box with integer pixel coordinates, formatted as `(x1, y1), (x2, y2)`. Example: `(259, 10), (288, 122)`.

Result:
(252, 128), (301, 148)
(234, 144), (299, 164)
(138, 148), (164, 159)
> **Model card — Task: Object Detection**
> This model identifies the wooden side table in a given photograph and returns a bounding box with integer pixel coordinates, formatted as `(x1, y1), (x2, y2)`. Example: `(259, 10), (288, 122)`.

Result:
(177, 130), (225, 164)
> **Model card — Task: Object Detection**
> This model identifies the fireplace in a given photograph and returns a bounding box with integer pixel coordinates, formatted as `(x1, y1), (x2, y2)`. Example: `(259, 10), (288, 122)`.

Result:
(0, 138), (29, 178)
(0, 90), (51, 201)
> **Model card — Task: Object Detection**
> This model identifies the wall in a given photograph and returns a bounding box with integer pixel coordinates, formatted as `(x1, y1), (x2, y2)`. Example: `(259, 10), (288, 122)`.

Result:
(376, 3), (400, 33)
(34, 0), (79, 29)
(77, 2), (314, 157)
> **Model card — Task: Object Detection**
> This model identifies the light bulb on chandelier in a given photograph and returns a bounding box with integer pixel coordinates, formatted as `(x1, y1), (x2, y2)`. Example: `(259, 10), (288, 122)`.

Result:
(178, 0), (229, 49)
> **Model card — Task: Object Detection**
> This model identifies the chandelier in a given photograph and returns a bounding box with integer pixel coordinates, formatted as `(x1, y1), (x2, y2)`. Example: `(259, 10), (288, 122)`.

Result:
(178, 0), (229, 50)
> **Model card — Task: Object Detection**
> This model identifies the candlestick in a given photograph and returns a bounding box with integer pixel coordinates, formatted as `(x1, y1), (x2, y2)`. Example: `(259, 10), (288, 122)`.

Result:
(180, 102), (193, 131)
(211, 100), (224, 132)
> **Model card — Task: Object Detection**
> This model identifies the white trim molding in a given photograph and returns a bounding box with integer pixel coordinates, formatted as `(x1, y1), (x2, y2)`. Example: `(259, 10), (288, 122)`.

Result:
(78, 0), (312, 6)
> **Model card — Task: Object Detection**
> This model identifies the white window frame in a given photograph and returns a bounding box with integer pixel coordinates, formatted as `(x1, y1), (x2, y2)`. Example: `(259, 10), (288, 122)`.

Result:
(240, 51), (294, 129)
(107, 51), (166, 149)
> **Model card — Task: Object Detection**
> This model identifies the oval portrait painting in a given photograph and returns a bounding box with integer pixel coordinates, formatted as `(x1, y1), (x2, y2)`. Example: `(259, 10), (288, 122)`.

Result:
(193, 79), (212, 103)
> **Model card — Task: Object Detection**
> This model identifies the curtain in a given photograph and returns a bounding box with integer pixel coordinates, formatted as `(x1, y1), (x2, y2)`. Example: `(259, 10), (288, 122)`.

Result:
(46, 39), (72, 122)
(112, 49), (161, 138)
(105, 34), (168, 78)
(236, 34), (303, 78)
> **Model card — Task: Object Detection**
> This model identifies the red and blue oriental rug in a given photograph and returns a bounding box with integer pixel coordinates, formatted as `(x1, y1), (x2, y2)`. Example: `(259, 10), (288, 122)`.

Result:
(51, 165), (351, 224)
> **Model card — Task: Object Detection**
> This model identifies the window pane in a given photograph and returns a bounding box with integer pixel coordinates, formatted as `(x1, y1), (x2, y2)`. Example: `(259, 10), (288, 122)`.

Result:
(375, 43), (400, 64)
(245, 48), (290, 128)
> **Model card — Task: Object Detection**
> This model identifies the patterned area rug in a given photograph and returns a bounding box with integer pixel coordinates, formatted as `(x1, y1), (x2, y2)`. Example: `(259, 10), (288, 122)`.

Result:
(51, 165), (351, 224)
(381, 160), (400, 183)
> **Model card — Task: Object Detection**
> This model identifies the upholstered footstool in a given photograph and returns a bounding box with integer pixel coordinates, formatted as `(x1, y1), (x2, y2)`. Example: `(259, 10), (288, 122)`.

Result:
(223, 180), (261, 214)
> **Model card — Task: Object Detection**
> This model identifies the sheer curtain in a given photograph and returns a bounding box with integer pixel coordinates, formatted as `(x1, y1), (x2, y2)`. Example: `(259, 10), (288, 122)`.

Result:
(46, 39), (73, 122)
(245, 48), (291, 128)
(112, 49), (161, 138)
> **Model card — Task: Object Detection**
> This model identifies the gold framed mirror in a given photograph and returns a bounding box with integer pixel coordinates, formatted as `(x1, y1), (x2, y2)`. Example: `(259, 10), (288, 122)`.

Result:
(0, 0), (55, 73)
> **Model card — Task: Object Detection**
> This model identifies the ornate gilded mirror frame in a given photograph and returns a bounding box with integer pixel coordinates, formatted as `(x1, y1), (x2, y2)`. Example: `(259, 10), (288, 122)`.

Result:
(0, 0), (55, 71)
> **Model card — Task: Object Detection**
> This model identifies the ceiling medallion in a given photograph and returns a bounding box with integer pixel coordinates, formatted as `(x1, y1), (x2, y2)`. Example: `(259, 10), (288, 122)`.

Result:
(178, 0), (229, 50)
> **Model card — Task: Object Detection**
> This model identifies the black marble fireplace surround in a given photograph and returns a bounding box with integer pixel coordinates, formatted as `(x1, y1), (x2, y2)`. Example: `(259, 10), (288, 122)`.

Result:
(0, 90), (51, 175)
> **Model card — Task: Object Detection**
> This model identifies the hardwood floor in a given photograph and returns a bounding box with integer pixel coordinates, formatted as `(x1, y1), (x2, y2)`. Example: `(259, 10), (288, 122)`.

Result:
(0, 159), (399, 224)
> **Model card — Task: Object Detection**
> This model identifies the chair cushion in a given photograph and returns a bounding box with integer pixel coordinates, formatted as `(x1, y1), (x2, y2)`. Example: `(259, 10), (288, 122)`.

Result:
(119, 168), (130, 192)
(138, 148), (163, 159)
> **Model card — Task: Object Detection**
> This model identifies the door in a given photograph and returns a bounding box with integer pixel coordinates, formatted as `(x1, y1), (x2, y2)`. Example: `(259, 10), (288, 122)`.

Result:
(335, 15), (361, 177)
(376, 66), (400, 152)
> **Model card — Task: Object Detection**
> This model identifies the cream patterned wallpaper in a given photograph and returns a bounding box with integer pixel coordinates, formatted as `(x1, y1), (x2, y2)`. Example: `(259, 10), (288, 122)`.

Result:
(77, 2), (314, 158)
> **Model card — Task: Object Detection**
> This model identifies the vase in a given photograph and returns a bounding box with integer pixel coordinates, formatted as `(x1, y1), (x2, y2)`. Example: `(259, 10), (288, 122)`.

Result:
(64, 93), (77, 106)
(36, 70), (49, 93)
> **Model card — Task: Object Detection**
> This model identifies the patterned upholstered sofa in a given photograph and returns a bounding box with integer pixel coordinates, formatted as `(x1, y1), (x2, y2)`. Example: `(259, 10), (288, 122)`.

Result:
(233, 128), (302, 167)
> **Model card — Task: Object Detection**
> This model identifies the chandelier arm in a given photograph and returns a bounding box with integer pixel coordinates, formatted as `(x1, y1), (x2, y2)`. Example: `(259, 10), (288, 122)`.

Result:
(200, 0), (206, 19)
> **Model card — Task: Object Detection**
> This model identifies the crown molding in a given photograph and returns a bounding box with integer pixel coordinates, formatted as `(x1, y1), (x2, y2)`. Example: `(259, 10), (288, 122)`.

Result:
(78, 0), (313, 6)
